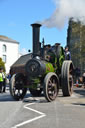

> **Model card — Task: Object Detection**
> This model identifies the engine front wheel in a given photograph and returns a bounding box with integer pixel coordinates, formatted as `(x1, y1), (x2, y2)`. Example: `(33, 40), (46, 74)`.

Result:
(10, 73), (27, 101)
(43, 72), (59, 102)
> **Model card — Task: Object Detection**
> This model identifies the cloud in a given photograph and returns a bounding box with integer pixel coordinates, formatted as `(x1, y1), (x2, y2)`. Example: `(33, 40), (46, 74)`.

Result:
(40, 0), (85, 28)
(20, 48), (28, 55)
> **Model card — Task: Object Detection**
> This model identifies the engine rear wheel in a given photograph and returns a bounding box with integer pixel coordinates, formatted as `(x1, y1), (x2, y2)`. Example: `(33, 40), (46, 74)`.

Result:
(10, 73), (27, 101)
(43, 72), (59, 102)
(29, 88), (42, 97)
(61, 61), (74, 96)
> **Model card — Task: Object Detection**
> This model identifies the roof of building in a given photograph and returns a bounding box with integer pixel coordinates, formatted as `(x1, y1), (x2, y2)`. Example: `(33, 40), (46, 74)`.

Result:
(11, 53), (32, 67)
(0, 35), (19, 44)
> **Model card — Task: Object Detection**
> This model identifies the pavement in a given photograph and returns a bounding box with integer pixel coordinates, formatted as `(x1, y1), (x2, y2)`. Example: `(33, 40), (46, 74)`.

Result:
(0, 86), (85, 128)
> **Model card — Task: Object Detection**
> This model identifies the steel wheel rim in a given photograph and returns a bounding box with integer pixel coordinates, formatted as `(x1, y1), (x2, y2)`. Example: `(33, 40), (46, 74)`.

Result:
(47, 76), (57, 100)
(12, 77), (25, 98)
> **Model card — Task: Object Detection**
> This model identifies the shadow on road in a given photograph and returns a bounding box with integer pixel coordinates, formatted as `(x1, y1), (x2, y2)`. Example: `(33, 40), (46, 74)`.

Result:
(0, 92), (31, 102)
(23, 96), (48, 104)
(74, 88), (85, 96)
(0, 90), (47, 103)
(72, 103), (85, 106)
(0, 94), (15, 102)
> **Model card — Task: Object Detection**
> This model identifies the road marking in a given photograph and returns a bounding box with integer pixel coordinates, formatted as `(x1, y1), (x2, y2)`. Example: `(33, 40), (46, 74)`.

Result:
(12, 101), (46, 128)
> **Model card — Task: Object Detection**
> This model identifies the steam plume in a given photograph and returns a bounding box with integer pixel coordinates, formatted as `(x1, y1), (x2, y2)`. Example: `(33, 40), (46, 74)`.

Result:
(41, 0), (85, 28)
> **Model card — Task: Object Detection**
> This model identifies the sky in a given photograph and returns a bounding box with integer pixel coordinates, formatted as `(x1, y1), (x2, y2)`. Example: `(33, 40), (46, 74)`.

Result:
(0, 0), (68, 54)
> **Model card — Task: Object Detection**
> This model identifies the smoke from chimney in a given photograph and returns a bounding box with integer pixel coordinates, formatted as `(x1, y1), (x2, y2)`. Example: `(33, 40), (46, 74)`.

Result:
(40, 0), (85, 28)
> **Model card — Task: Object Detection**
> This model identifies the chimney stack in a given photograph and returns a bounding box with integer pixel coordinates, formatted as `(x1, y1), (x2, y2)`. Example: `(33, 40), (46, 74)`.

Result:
(31, 23), (42, 57)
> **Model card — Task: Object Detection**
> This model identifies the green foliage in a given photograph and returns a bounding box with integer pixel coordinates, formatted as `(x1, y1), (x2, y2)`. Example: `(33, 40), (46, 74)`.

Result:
(0, 57), (6, 72)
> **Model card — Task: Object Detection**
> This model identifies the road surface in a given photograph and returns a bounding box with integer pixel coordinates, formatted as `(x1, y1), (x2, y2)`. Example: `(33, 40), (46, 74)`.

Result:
(0, 87), (85, 128)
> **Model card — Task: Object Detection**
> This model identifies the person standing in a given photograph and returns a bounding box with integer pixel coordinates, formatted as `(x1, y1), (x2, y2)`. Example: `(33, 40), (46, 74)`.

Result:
(2, 72), (6, 92)
(0, 67), (3, 93)
(46, 44), (55, 64)
(75, 67), (80, 87)
(82, 72), (85, 88)
(65, 46), (71, 60)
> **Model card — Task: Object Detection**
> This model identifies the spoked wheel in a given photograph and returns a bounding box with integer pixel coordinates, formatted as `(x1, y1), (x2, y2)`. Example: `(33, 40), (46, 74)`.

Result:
(29, 88), (42, 97)
(43, 72), (59, 102)
(10, 73), (27, 101)
(61, 61), (74, 96)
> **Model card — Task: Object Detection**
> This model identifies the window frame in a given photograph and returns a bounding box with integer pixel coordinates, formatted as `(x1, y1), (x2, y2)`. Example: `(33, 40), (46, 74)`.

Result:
(3, 44), (7, 52)
(3, 55), (7, 63)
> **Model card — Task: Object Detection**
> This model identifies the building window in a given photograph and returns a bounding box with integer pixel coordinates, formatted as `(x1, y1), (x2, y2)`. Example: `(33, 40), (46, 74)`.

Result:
(3, 45), (7, 52)
(3, 55), (6, 63)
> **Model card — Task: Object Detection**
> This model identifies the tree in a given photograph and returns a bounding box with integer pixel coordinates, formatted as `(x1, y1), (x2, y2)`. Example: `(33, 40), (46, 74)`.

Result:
(0, 57), (6, 72)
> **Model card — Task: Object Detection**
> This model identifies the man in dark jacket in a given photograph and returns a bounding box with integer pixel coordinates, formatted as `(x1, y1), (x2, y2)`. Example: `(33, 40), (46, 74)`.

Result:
(65, 46), (71, 60)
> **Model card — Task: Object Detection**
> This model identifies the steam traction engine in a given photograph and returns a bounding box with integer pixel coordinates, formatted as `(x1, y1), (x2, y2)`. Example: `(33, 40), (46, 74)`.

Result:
(10, 23), (74, 102)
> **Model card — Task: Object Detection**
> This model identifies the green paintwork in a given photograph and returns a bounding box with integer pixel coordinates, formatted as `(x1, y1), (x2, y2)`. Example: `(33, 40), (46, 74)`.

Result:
(45, 62), (55, 73)
(55, 48), (65, 72)
(29, 46), (65, 89)
(29, 78), (40, 89)
(44, 47), (65, 74)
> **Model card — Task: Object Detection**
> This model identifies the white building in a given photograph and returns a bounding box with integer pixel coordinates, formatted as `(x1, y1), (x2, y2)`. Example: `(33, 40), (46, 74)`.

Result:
(0, 35), (20, 74)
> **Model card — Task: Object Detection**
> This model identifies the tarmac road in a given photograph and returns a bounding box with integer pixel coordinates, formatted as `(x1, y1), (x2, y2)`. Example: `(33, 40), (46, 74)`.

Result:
(0, 87), (85, 128)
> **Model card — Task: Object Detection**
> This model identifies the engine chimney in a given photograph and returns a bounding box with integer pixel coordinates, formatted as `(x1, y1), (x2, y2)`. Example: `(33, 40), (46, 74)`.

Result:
(31, 23), (42, 57)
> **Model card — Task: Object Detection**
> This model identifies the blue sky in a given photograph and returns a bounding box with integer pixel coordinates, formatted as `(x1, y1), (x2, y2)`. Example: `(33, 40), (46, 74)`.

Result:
(0, 0), (68, 54)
